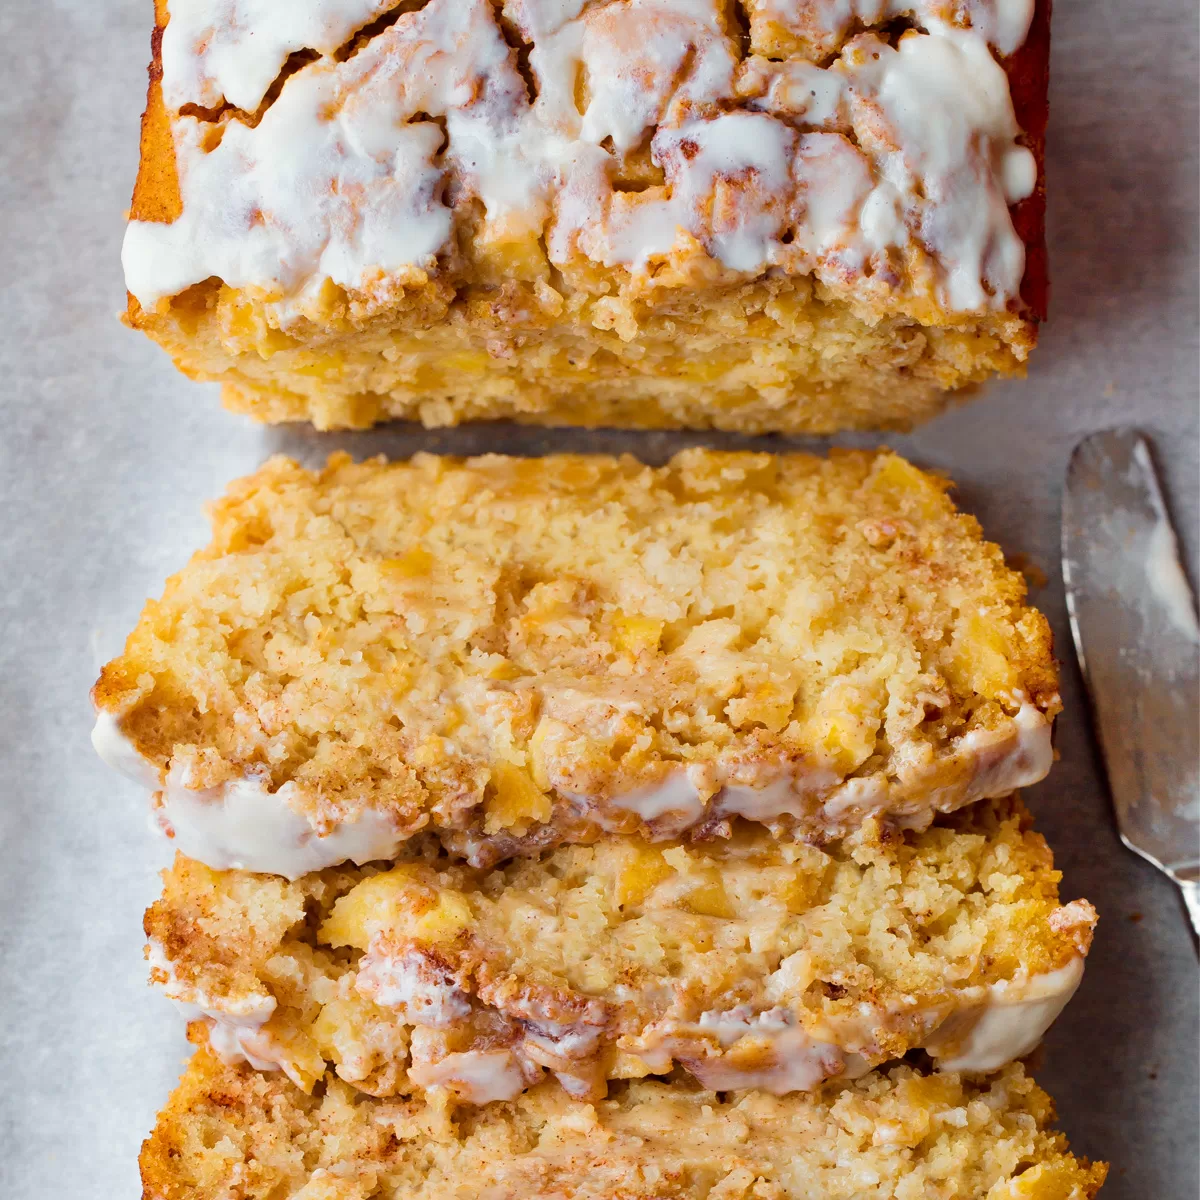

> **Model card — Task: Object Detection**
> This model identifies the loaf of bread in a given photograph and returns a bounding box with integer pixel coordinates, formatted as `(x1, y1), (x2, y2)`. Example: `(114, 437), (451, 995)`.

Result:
(145, 797), (1095, 1104)
(123, 0), (1050, 430)
(92, 450), (1060, 877)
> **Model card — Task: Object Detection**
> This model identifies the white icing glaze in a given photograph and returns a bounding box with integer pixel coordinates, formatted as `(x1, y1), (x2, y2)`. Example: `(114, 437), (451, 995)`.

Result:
(926, 956), (1085, 1072)
(147, 938), (278, 1024)
(129, 0), (1038, 317)
(160, 0), (398, 112)
(205, 1017), (309, 1088)
(955, 700), (1054, 800)
(605, 770), (707, 827)
(355, 946), (472, 1026)
(124, 68), (445, 310)
(531, 0), (734, 153)
(739, 57), (846, 125)
(499, 991), (609, 1029)
(718, 763), (841, 822)
(791, 132), (877, 261)
(643, 951), (1082, 1093)
(406, 1048), (532, 1103)
(91, 710), (164, 791)
(93, 705), (403, 877)
(524, 1023), (603, 1061)
(821, 701), (1052, 828)
(610, 701), (1049, 834)
(817, 774), (891, 823)
(685, 1007), (857, 1093)
(696, 1006), (798, 1048)
(657, 115), (797, 274)
(127, 0), (533, 313)
(155, 762), (404, 878)
(840, 29), (1037, 310)
(554, 111), (800, 275)
(753, 0), (1035, 57)
(148, 937), (307, 1087)
(504, 0), (588, 39)
(97, 694), (1049, 873)
(1001, 142), (1039, 202)
(550, 20), (1038, 303)
(151, 919), (1083, 1100)
(93, 709), (403, 877)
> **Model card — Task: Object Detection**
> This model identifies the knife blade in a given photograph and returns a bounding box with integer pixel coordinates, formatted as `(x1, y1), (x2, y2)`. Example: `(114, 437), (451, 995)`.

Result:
(1062, 428), (1200, 942)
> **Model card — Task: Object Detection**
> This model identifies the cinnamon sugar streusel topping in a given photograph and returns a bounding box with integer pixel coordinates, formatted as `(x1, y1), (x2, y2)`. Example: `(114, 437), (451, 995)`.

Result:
(125, 0), (1039, 321)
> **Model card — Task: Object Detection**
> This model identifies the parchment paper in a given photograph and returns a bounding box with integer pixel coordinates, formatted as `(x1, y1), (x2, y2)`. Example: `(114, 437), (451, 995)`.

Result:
(0, 1), (1195, 1195)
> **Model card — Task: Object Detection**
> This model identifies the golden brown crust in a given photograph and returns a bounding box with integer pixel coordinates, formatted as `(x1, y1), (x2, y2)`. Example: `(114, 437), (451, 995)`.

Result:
(129, 19), (180, 227)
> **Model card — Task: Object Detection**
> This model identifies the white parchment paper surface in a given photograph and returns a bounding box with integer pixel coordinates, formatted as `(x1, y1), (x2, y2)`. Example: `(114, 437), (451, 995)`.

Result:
(0, 1), (1195, 1195)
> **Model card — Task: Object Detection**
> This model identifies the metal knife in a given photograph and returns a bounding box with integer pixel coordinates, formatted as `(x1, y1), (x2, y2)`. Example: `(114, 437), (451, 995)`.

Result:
(1062, 428), (1200, 943)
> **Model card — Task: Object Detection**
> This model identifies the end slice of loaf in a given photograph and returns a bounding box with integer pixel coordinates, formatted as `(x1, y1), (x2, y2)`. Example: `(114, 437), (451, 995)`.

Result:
(140, 1043), (1106, 1200)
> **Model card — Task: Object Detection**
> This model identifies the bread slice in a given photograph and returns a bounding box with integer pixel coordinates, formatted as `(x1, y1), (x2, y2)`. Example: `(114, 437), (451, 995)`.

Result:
(140, 1043), (1106, 1199)
(144, 796), (1095, 1103)
(122, 0), (1050, 432)
(94, 450), (1060, 877)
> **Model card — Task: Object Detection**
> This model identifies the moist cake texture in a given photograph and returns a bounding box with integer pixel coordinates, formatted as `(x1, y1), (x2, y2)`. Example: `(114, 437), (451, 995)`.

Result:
(123, 0), (1050, 431)
(145, 797), (1095, 1105)
(92, 449), (1060, 876)
(141, 1045), (1106, 1199)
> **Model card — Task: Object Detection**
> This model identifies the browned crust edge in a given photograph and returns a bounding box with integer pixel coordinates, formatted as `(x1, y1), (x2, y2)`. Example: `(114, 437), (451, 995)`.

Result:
(1007, 0), (1052, 323)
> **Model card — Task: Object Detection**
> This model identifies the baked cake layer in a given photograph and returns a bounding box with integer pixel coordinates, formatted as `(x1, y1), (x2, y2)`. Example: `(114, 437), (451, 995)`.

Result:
(141, 1045), (1106, 1199)
(93, 450), (1060, 876)
(145, 797), (1095, 1104)
(123, 0), (1050, 431)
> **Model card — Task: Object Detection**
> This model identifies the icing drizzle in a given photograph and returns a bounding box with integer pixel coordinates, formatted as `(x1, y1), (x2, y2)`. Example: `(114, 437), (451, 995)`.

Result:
(126, 0), (1040, 318)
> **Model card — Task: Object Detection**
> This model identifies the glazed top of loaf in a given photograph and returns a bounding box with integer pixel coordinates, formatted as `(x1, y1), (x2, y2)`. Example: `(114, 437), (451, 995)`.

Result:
(124, 0), (1049, 325)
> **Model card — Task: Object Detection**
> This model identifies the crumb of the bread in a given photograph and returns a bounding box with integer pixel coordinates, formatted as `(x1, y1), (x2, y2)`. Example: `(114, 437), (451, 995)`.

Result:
(145, 797), (1095, 1102)
(128, 275), (1036, 433)
(140, 1045), (1107, 1200)
(94, 450), (1060, 866)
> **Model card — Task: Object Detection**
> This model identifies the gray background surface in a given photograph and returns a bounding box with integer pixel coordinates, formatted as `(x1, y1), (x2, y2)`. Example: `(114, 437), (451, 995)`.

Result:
(0, 0), (1196, 1195)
